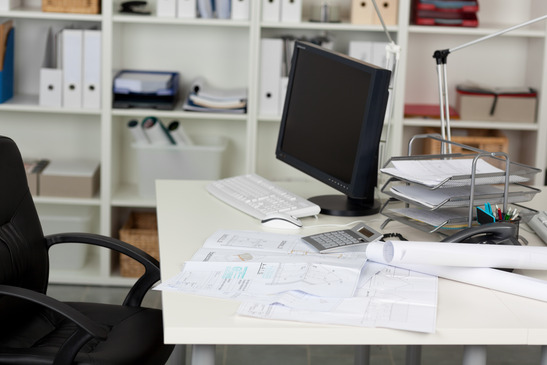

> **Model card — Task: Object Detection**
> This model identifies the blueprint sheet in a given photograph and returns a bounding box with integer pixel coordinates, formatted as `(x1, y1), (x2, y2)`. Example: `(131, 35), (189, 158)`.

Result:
(156, 230), (438, 333)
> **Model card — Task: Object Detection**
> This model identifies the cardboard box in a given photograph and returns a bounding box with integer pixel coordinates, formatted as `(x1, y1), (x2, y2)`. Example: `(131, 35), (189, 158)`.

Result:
(23, 159), (49, 195)
(40, 159), (100, 198)
(456, 85), (537, 123)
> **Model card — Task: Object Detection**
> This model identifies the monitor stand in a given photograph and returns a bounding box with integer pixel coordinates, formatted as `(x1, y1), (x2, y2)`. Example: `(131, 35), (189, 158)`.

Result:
(308, 195), (380, 217)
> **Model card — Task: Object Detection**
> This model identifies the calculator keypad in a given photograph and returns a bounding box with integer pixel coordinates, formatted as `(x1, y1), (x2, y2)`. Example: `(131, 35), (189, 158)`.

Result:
(303, 230), (366, 252)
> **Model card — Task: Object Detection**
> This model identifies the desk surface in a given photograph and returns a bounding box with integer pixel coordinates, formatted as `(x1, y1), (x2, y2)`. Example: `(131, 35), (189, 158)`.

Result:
(156, 179), (547, 346)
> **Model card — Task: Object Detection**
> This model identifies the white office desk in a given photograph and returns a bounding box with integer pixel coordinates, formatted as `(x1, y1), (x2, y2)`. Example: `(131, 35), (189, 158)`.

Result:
(155, 179), (547, 365)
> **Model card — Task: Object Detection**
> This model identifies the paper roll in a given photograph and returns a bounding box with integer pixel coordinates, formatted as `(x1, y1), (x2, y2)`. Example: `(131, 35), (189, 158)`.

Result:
(367, 241), (547, 270)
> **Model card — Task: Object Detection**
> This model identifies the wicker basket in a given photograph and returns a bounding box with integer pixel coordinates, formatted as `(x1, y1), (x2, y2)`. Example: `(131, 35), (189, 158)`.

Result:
(42, 0), (101, 14)
(118, 212), (159, 278)
(423, 128), (509, 155)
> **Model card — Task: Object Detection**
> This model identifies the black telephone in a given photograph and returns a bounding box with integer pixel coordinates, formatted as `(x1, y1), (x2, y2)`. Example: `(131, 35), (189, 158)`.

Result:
(442, 222), (519, 246)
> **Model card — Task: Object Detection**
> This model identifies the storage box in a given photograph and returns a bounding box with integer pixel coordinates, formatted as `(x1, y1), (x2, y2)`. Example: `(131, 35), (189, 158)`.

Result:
(40, 159), (100, 198)
(456, 85), (537, 123)
(42, 0), (101, 14)
(134, 135), (228, 197)
(119, 212), (159, 278)
(24, 159), (49, 196)
(38, 205), (95, 270)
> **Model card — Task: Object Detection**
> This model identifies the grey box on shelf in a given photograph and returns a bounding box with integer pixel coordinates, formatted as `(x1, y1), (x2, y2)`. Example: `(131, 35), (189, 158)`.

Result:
(134, 135), (228, 197)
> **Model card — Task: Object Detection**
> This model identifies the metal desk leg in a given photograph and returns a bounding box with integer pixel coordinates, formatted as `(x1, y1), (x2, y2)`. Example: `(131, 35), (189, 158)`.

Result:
(354, 345), (370, 365)
(462, 345), (487, 365)
(191, 345), (216, 365)
(540, 346), (547, 365)
(406, 345), (422, 365)
(167, 345), (187, 365)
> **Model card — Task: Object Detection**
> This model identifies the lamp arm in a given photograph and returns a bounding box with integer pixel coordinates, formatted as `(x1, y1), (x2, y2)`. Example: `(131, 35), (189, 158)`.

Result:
(432, 13), (547, 151)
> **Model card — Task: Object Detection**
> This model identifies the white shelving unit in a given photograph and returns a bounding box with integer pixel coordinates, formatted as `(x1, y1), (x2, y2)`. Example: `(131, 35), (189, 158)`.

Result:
(1, 0), (546, 285)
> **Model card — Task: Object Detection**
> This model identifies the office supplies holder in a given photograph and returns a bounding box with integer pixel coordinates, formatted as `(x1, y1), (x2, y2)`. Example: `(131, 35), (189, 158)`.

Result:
(380, 134), (540, 234)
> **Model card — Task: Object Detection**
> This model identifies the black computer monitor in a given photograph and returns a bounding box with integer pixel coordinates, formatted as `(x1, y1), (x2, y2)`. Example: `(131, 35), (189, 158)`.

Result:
(275, 41), (391, 216)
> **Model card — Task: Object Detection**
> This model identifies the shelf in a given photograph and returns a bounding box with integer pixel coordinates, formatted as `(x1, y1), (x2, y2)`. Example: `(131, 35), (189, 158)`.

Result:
(403, 118), (540, 131)
(260, 20), (399, 33)
(0, 94), (102, 115)
(1, 6), (102, 21)
(111, 106), (247, 121)
(408, 23), (546, 38)
(111, 184), (157, 208)
(34, 196), (101, 206)
(112, 14), (250, 27)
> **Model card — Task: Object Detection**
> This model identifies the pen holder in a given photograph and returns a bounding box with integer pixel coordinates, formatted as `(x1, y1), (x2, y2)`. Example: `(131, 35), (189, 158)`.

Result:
(133, 135), (228, 197)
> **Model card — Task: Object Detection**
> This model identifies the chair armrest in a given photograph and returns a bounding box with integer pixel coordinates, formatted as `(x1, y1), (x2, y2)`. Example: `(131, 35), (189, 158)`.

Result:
(0, 284), (108, 340)
(45, 232), (160, 307)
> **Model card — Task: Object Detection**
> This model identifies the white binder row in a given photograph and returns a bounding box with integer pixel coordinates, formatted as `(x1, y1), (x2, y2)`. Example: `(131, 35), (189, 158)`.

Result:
(39, 27), (101, 109)
(157, 0), (250, 20)
(258, 38), (286, 116)
(348, 41), (390, 69)
(261, 0), (302, 23)
(0, 0), (20, 11)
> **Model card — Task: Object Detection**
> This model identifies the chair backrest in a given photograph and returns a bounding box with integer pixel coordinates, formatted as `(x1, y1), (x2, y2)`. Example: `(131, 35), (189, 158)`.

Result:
(0, 136), (49, 315)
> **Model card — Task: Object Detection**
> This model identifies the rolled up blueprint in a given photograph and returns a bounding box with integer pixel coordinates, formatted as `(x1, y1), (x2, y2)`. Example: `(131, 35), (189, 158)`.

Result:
(366, 240), (547, 270)
(366, 241), (547, 302)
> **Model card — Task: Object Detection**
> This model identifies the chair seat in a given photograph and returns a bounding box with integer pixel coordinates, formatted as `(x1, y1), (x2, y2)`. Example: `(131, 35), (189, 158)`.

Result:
(0, 302), (174, 365)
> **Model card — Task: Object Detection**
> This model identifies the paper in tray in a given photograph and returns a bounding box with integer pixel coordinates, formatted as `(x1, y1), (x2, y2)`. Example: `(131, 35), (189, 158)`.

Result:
(380, 155), (538, 189)
(384, 181), (540, 210)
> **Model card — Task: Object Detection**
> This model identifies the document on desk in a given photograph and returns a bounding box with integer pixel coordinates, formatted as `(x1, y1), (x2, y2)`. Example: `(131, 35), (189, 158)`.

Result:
(156, 230), (439, 333)
(157, 230), (366, 298)
(238, 261), (438, 333)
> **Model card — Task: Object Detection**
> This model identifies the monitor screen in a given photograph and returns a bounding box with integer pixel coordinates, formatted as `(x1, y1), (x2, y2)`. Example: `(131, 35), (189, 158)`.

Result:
(275, 41), (391, 216)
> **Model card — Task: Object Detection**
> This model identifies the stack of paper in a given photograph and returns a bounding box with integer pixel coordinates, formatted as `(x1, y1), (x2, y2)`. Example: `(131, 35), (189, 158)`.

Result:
(156, 230), (438, 333)
(183, 77), (247, 114)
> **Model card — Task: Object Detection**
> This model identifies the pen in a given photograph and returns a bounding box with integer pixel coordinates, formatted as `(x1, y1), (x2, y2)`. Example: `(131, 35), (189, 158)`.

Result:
(504, 207), (513, 221)
(496, 205), (502, 220)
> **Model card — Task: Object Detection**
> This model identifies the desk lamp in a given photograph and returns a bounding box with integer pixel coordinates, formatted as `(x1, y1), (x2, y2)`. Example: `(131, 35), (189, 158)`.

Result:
(433, 14), (547, 153)
(371, 0), (401, 169)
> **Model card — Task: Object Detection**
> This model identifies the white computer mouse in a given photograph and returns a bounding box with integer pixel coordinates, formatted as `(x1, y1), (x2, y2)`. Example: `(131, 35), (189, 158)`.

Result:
(261, 213), (302, 230)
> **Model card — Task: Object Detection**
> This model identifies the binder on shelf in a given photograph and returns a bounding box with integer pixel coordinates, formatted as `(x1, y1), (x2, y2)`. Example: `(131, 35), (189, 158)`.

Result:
(0, 20), (14, 104)
(350, 0), (373, 25)
(157, 0), (177, 18)
(371, 0), (398, 25)
(177, 0), (197, 18)
(197, 0), (213, 18)
(0, 0), (20, 11)
(259, 38), (283, 115)
(216, 0), (230, 19)
(371, 42), (388, 68)
(348, 41), (373, 63)
(231, 0), (249, 20)
(39, 27), (62, 107)
(61, 28), (83, 108)
(280, 0), (302, 23)
(262, 0), (280, 22)
(82, 29), (101, 109)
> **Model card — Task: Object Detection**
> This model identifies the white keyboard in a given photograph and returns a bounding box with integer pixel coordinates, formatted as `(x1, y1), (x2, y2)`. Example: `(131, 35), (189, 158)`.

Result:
(206, 174), (321, 220)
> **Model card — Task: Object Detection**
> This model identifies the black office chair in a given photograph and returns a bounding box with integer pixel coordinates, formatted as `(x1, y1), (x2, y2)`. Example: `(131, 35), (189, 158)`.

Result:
(0, 135), (174, 364)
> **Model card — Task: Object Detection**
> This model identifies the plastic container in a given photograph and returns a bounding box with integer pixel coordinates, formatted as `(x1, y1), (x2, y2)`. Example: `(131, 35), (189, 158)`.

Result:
(37, 205), (95, 270)
(134, 135), (228, 197)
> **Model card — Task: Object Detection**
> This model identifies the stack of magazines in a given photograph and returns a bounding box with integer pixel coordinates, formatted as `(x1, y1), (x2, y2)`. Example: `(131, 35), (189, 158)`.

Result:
(183, 77), (247, 114)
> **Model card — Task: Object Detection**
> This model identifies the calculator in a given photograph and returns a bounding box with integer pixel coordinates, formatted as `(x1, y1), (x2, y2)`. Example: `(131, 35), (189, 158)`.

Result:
(302, 223), (383, 253)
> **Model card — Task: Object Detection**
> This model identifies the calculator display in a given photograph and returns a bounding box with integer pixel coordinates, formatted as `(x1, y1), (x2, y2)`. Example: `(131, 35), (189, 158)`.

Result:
(357, 226), (375, 238)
